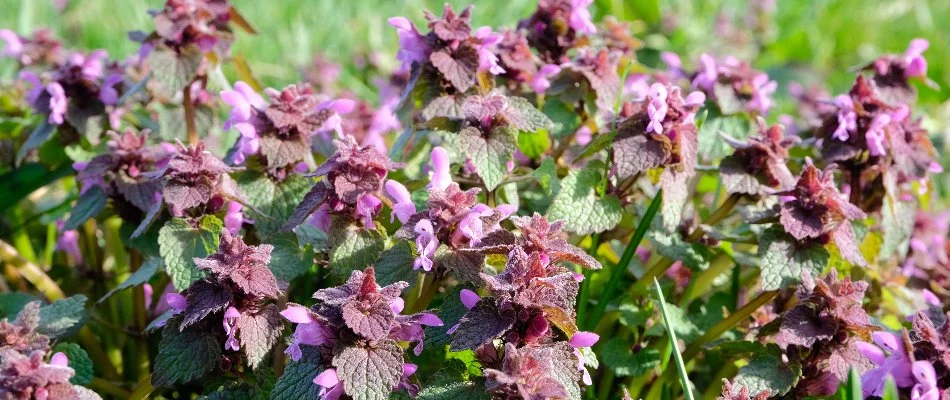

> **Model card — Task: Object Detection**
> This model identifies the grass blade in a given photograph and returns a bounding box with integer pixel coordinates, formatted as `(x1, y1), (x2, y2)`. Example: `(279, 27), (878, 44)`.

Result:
(652, 277), (695, 400)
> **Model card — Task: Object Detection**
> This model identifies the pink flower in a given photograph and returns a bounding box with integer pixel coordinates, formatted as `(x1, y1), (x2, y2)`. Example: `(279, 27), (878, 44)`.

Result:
(50, 352), (69, 368)
(413, 219), (439, 271)
(163, 292), (188, 313)
(356, 193), (382, 229)
(692, 53), (718, 91)
(660, 51), (685, 79)
(575, 125), (592, 145)
(308, 204), (332, 233)
(384, 180), (415, 224)
(832, 95), (857, 141)
(55, 221), (81, 262)
(69, 50), (107, 80)
(428, 147), (452, 191)
(389, 17), (431, 70)
(646, 83), (669, 134)
(624, 74), (650, 101)
(223, 306), (241, 351)
(904, 38), (929, 78)
(460, 289), (481, 309)
(452, 204), (493, 245)
(569, 331), (600, 385)
(748, 73), (777, 114)
(857, 332), (914, 396)
(530, 64), (562, 94)
(99, 73), (123, 105)
(316, 99), (356, 137)
(46, 82), (67, 125)
(866, 113), (891, 157)
(281, 304), (334, 361)
(0, 29), (23, 57)
(911, 361), (940, 400)
(221, 82), (265, 164)
(475, 27), (505, 75)
(569, 0), (597, 35)
(223, 201), (245, 235)
(313, 368), (345, 400)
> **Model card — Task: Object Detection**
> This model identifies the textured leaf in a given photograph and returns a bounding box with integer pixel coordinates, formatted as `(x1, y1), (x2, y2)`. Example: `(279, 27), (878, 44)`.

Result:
(450, 298), (516, 351)
(342, 300), (395, 341)
(614, 134), (669, 179)
(532, 157), (560, 195)
(430, 46), (478, 93)
(52, 343), (93, 385)
(0, 292), (38, 319)
(418, 359), (490, 400)
(547, 164), (622, 235)
(238, 304), (283, 369)
(148, 45), (202, 97)
(266, 233), (314, 281)
(456, 127), (517, 191)
(258, 136), (311, 170)
(16, 119), (55, 164)
(374, 241), (418, 287)
(333, 342), (404, 400)
(271, 347), (324, 400)
(600, 337), (661, 377)
(281, 182), (328, 232)
(74, 386), (103, 400)
(37, 295), (87, 338)
(650, 231), (709, 270)
(734, 353), (801, 397)
(697, 115), (750, 161)
(152, 319), (221, 387)
(180, 279), (233, 329)
(158, 216), (223, 290)
(503, 96), (554, 133)
(63, 186), (107, 231)
(879, 195), (915, 262)
(328, 220), (386, 282)
(422, 95), (464, 121)
(98, 257), (161, 304)
(238, 172), (313, 236)
(759, 228), (829, 290)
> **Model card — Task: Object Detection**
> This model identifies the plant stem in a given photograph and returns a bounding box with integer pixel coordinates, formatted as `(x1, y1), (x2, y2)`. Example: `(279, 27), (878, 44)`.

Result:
(90, 377), (130, 398)
(130, 250), (150, 380)
(585, 191), (662, 330)
(183, 84), (198, 145)
(79, 327), (121, 380)
(0, 240), (65, 300)
(680, 290), (778, 362)
(576, 233), (602, 325)
(128, 376), (155, 400)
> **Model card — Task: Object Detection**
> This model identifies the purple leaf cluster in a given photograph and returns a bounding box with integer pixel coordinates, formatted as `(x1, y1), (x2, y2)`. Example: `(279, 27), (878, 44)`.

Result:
(717, 379), (769, 400)
(280, 267), (441, 399)
(483, 342), (581, 399)
(517, 0), (597, 63)
(143, 0), (233, 55)
(690, 53), (777, 115)
(0, 28), (63, 68)
(75, 129), (172, 214)
(147, 141), (243, 217)
(719, 119), (797, 195)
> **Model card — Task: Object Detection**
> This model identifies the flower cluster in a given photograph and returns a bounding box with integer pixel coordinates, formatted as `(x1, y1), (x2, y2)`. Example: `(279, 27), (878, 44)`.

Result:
(0, 28), (63, 67)
(140, 0), (234, 56)
(280, 267), (441, 399)
(691, 53), (777, 115)
(517, 0), (597, 63)
(864, 38), (930, 103)
(146, 141), (243, 218)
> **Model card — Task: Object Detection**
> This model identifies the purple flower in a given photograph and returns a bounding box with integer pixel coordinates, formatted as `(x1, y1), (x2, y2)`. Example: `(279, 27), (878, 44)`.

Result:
(460, 289), (480, 309)
(315, 99), (356, 137)
(0, 29), (23, 57)
(222, 306), (241, 351)
(911, 361), (940, 400)
(163, 292), (187, 313)
(55, 221), (81, 262)
(413, 219), (439, 271)
(223, 201), (244, 235)
(904, 38), (929, 78)
(660, 51), (685, 80)
(281, 304), (333, 361)
(356, 193), (382, 229)
(748, 73), (777, 114)
(569, 331), (599, 385)
(646, 83), (669, 134)
(832, 95), (857, 141)
(452, 203), (493, 245)
(68, 49), (108, 80)
(530, 64), (561, 94)
(428, 147), (452, 191)
(308, 204), (332, 233)
(475, 26), (505, 75)
(389, 17), (431, 70)
(49, 352), (68, 368)
(313, 368), (344, 400)
(99, 73), (123, 105)
(221, 82), (265, 164)
(575, 125), (592, 145)
(569, 0), (597, 35)
(624, 74), (650, 101)
(857, 332), (914, 396)
(384, 180), (415, 224)
(865, 113), (891, 157)
(46, 82), (66, 125)
(692, 53), (718, 91)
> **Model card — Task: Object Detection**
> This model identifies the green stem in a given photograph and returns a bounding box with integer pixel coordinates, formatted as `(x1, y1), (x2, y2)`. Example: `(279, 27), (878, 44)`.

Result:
(128, 376), (155, 400)
(680, 290), (779, 362)
(130, 250), (150, 380)
(89, 377), (130, 398)
(576, 233), (601, 326)
(0, 240), (65, 300)
(10, 209), (37, 263)
(585, 191), (662, 330)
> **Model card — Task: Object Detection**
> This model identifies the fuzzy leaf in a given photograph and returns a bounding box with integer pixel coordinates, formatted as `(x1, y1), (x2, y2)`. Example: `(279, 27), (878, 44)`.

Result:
(503, 96), (554, 133)
(98, 257), (161, 304)
(450, 298), (516, 351)
(333, 342), (404, 400)
(238, 172), (313, 236)
(52, 343), (93, 385)
(148, 45), (202, 97)
(734, 352), (801, 397)
(281, 182), (329, 232)
(342, 300), (395, 341)
(328, 220), (386, 282)
(600, 337), (661, 377)
(152, 319), (221, 387)
(759, 228), (829, 290)
(430, 46), (478, 93)
(547, 164), (622, 235)
(258, 136), (311, 170)
(418, 359), (490, 400)
(456, 126), (517, 191)
(271, 347), (324, 400)
(614, 134), (669, 179)
(63, 186), (107, 231)
(265, 233), (314, 281)
(650, 231), (710, 270)
(238, 304), (283, 369)
(424, 286), (472, 349)
(645, 301), (701, 343)
(180, 279), (233, 329)
(158, 216), (223, 290)
(879, 195), (915, 262)
(374, 241), (418, 287)
(532, 157), (560, 195)
(37, 295), (87, 338)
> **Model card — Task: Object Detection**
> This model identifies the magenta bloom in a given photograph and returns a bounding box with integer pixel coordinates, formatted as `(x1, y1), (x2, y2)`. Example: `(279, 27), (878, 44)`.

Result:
(865, 113), (891, 156)
(646, 83), (670, 134)
(568, 0), (597, 35)
(46, 82), (67, 125)
(475, 26), (505, 75)
(460, 289), (480, 309)
(223, 201), (245, 235)
(0, 29), (23, 57)
(389, 17), (431, 70)
(748, 73), (778, 114)
(530, 64), (561, 94)
(280, 304), (333, 361)
(356, 193), (382, 229)
(452, 204), (494, 245)
(692, 53), (718, 91)
(99, 73), (123, 105)
(308, 204), (332, 233)
(313, 368), (344, 400)
(911, 361), (940, 400)
(428, 147), (452, 191)
(857, 332), (914, 396)
(55, 221), (81, 262)
(49, 352), (68, 368)
(570, 331), (600, 385)
(222, 306), (241, 351)
(384, 180), (415, 224)
(904, 38), (929, 78)
(413, 219), (439, 271)
(832, 94), (857, 141)
(221, 81), (266, 164)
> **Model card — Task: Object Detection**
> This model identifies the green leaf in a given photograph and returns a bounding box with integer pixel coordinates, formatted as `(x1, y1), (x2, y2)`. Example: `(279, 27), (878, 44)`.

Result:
(734, 351), (801, 397)
(16, 119), (55, 165)
(271, 348), (324, 400)
(0, 292), (38, 319)
(837, 368), (862, 400)
(600, 337), (661, 377)
(516, 129), (551, 160)
(425, 287), (472, 349)
(52, 343), (93, 385)
(697, 115), (750, 161)
(36, 295), (87, 338)
(532, 157), (559, 195)
(0, 162), (72, 213)
(375, 241), (418, 287)
(158, 216), (223, 290)
(417, 359), (490, 400)
(267, 233), (314, 281)
(653, 279), (696, 400)
(456, 126), (517, 191)
(147, 45), (202, 97)
(152, 318), (221, 387)
(63, 186), (107, 231)
(328, 219), (386, 282)
(881, 377), (899, 400)
(333, 342), (404, 400)
(758, 227), (829, 290)
(878, 195), (915, 262)
(238, 172), (314, 237)
(98, 257), (161, 304)
(504, 96), (554, 133)
(645, 300), (701, 343)
(547, 163), (622, 235)
(650, 231), (710, 270)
